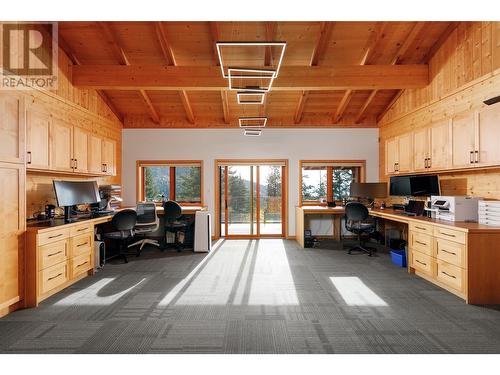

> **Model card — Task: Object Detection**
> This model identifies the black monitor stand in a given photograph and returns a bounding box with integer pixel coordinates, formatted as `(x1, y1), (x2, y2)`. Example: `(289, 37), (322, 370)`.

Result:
(63, 206), (78, 223)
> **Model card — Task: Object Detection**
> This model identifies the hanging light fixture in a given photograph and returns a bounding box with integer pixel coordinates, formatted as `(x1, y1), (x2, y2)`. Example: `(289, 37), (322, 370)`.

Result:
(239, 117), (267, 128)
(244, 129), (262, 137)
(237, 92), (266, 105)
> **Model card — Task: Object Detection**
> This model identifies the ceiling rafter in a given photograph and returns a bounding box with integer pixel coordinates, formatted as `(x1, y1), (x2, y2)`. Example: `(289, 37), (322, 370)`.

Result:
(294, 22), (334, 124)
(98, 21), (159, 123)
(354, 21), (426, 124)
(264, 22), (278, 67)
(155, 21), (195, 124)
(210, 21), (229, 123)
(57, 31), (124, 123)
(333, 22), (387, 123)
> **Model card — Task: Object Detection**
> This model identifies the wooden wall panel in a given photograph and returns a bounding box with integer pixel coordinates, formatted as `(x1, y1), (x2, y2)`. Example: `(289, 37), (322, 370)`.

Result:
(378, 21), (500, 200)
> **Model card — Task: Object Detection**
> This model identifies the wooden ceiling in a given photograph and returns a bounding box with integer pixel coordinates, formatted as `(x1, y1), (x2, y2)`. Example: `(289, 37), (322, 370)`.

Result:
(58, 21), (457, 128)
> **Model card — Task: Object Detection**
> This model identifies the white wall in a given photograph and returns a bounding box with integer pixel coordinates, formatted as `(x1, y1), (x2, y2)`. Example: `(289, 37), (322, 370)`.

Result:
(122, 128), (379, 236)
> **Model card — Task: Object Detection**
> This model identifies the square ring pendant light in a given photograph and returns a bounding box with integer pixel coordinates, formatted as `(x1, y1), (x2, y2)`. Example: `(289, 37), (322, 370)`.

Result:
(216, 41), (286, 136)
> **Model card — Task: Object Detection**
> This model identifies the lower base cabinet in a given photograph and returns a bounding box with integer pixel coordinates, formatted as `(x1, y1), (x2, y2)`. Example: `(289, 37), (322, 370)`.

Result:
(409, 223), (500, 304)
(26, 222), (94, 307)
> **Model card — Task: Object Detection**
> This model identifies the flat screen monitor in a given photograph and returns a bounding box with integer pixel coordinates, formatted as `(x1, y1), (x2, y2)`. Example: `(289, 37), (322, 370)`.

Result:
(53, 180), (100, 207)
(350, 182), (387, 199)
(389, 175), (440, 196)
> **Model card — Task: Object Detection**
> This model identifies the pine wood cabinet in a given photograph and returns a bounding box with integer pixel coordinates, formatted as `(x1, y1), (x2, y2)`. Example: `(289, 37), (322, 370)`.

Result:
(413, 128), (429, 171)
(451, 112), (476, 169)
(88, 134), (103, 174)
(429, 120), (451, 170)
(0, 162), (25, 314)
(476, 106), (500, 167)
(102, 138), (116, 176)
(0, 93), (25, 165)
(26, 105), (51, 170)
(73, 127), (89, 173)
(385, 134), (412, 174)
(50, 118), (74, 172)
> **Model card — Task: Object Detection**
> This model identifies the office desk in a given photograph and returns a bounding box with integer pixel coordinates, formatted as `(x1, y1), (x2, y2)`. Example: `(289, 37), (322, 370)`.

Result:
(25, 205), (207, 307)
(295, 206), (345, 248)
(368, 208), (500, 304)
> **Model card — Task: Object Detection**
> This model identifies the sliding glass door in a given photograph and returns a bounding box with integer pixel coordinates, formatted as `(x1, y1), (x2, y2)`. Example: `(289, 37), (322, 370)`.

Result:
(218, 161), (286, 238)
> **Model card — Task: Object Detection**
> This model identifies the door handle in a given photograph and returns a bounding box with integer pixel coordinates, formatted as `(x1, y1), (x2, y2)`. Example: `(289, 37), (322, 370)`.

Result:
(469, 151), (474, 164)
(475, 150), (479, 164)
(427, 158), (431, 168)
(27, 151), (32, 164)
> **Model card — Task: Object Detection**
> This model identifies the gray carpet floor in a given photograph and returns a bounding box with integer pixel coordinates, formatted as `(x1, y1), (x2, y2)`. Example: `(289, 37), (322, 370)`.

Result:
(1, 239), (500, 354)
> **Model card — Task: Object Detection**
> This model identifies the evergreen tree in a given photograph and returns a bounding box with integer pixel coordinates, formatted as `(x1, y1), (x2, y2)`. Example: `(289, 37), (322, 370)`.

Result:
(175, 167), (201, 202)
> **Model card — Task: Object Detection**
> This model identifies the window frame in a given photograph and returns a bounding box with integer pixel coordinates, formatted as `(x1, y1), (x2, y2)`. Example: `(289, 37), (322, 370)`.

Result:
(136, 160), (204, 206)
(299, 160), (366, 206)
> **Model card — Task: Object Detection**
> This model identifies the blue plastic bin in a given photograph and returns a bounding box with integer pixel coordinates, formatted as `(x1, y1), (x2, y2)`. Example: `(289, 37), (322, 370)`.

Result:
(390, 248), (407, 267)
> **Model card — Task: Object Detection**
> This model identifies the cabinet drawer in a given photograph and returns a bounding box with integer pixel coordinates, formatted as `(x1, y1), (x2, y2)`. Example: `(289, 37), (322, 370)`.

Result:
(70, 233), (92, 258)
(70, 223), (92, 237)
(411, 249), (433, 276)
(38, 227), (70, 246)
(434, 226), (466, 244)
(39, 262), (68, 295)
(435, 238), (465, 268)
(409, 231), (433, 256)
(71, 253), (92, 279)
(409, 222), (433, 235)
(436, 260), (464, 292)
(39, 240), (68, 271)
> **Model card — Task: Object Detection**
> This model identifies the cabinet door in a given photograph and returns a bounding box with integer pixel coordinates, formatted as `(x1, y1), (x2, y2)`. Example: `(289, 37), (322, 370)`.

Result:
(0, 162), (25, 309)
(429, 120), (451, 170)
(476, 106), (500, 167)
(73, 127), (89, 173)
(413, 128), (429, 171)
(50, 119), (73, 172)
(88, 134), (103, 174)
(102, 139), (116, 176)
(0, 93), (25, 164)
(451, 112), (475, 169)
(386, 138), (398, 174)
(26, 106), (50, 170)
(397, 133), (413, 173)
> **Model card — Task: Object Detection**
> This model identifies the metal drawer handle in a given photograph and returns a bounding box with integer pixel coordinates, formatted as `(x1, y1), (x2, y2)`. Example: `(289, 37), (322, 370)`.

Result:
(27, 151), (32, 164)
(415, 226), (427, 230)
(48, 233), (63, 239)
(441, 232), (456, 238)
(77, 227), (87, 232)
(76, 242), (88, 247)
(47, 250), (63, 257)
(415, 260), (427, 266)
(48, 273), (63, 281)
(441, 249), (457, 256)
(76, 261), (88, 268)
(442, 271), (456, 279)
(470, 151), (474, 164)
(415, 240), (427, 246)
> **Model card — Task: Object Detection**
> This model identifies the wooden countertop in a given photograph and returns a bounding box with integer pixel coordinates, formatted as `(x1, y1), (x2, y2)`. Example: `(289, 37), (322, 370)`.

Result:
(370, 208), (500, 233)
(27, 205), (207, 233)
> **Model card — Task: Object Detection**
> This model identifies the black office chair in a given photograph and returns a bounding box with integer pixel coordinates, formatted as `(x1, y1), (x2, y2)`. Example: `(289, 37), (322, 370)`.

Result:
(163, 200), (190, 252)
(128, 202), (160, 257)
(344, 202), (376, 256)
(103, 209), (137, 263)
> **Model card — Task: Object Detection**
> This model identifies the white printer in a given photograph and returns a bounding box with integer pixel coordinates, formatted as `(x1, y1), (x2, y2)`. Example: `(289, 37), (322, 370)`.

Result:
(430, 195), (482, 222)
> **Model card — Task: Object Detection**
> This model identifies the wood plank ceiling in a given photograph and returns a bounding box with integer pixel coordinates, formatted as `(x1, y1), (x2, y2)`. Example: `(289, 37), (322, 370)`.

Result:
(58, 21), (456, 128)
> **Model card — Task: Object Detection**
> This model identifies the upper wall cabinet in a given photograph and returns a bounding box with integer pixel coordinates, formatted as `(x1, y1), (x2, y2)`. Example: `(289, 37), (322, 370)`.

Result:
(386, 133), (412, 174)
(0, 93), (25, 165)
(451, 112), (476, 169)
(72, 127), (89, 173)
(475, 105), (500, 167)
(102, 138), (116, 176)
(26, 104), (51, 170)
(429, 120), (451, 171)
(50, 118), (74, 172)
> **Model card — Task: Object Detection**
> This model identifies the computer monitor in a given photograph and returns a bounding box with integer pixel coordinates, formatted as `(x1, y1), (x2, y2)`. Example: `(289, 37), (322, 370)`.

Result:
(350, 182), (388, 199)
(53, 180), (100, 222)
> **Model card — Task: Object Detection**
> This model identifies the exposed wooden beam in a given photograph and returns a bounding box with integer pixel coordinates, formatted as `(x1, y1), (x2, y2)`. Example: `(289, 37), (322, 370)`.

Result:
(293, 22), (334, 124)
(423, 22), (460, 63)
(155, 22), (176, 65)
(179, 91), (195, 124)
(264, 22), (277, 66)
(209, 22), (221, 66)
(333, 22), (386, 123)
(72, 64), (429, 91)
(97, 22), (129, 65)
(97, 22), (159, 123)
(310, 22), (333, 66)
(155, 21), (194, 125)
(294, 91), (309, 124)
(355, 22), (426, 124)
(58, 33), (124, 123)
(221, 91), (230, 124)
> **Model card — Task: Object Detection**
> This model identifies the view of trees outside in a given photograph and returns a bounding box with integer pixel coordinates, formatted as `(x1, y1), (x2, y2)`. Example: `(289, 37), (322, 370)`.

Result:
(302, 167), (357, 202)
(143, 166), (201, 202)
(261, 166), (282, 225)
(302, 168), (327, 201)
(144, 166), (170, 201)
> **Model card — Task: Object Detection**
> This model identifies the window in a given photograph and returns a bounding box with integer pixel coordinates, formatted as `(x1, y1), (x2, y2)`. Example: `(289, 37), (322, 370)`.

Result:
(138, 161), (202, 204)
(300, 161), (365, 205)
